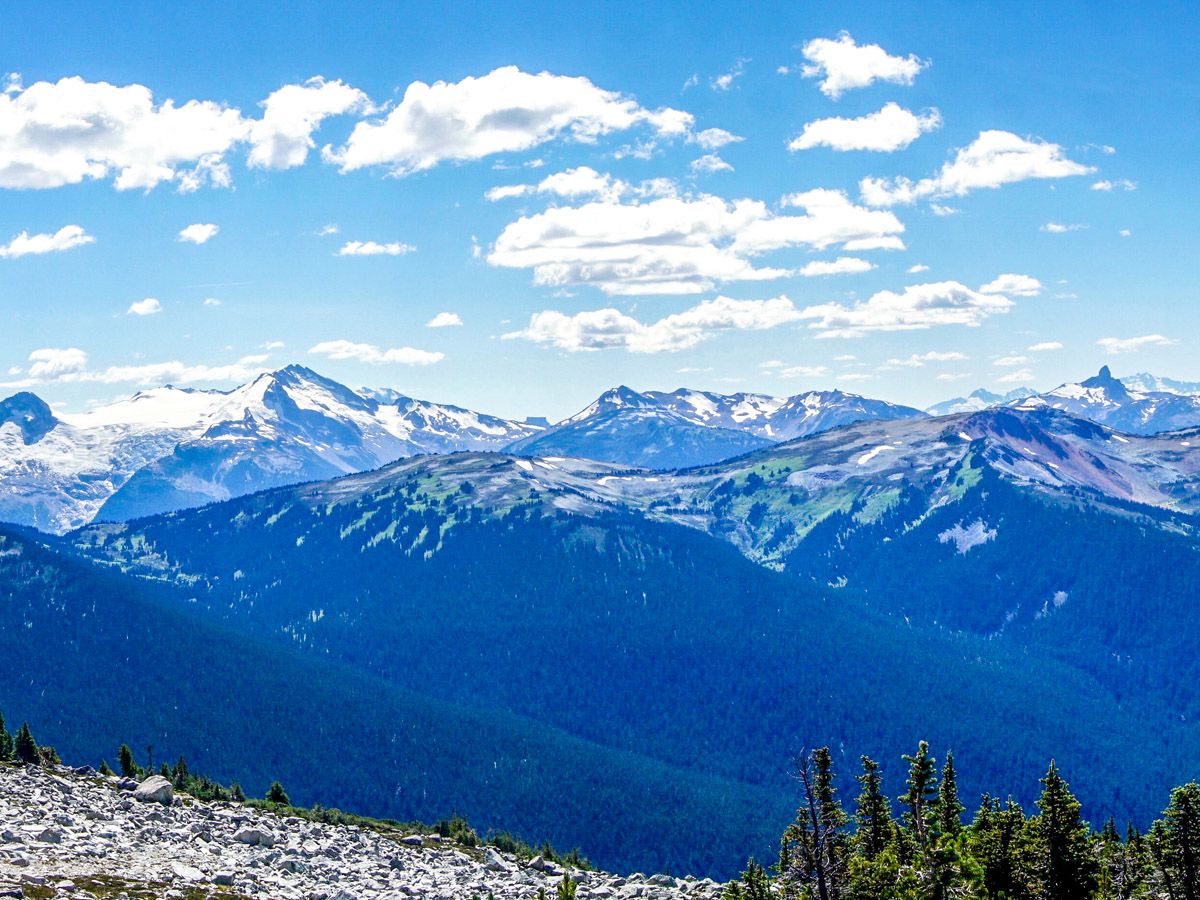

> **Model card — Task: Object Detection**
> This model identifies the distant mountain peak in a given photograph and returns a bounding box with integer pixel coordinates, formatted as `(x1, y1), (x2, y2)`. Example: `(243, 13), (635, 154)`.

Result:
(1079, 365), (1130, 398)
(0, 391), (57, 445)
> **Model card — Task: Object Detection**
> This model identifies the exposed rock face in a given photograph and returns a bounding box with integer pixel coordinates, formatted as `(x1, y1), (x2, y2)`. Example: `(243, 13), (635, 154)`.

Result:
(0, 764), (724, 899)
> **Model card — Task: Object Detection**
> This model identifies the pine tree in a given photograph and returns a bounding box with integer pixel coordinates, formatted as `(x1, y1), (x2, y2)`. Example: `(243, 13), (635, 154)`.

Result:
(266, 780), (290, 805)
(172, 755), (189, 787)
(1157, 782), (1200, 899)
(899, 741), (938, 850)
(117, 743), (136, 778)
(98, 760), (114, 777)
(1031, 761), (1097, 899)
(937, 751), (965, 838)
(0, 710), (12, 762)
(779, 749), (847, 900)
(853, 756), (894, 860)
(14, 722), (38, 765)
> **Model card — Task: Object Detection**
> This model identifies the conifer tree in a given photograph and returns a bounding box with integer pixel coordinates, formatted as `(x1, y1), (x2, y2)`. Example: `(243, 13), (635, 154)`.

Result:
(853, 756), (894, 860)
(780, 748), (846, 900)
(14, 722), (38, 765)
(899, 741), (938, 850)
(172, 755), (189, 787)
(1031, 761), (1097, 899)
(266, 780), (290, 805)
(117, 743), (136, 778)
(937, 751), (965, 838)
(0, 710), (12, 762)
(98, 760), (114, 777)
(1158, 781), (1200, 899)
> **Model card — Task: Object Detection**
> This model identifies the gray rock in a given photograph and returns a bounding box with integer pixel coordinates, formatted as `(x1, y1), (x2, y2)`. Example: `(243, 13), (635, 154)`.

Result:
(132, 775), (174, 805)
(233, 826), (276, 847)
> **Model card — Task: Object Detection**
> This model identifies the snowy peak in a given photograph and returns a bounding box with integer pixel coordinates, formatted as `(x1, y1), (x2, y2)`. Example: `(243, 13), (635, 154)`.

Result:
(926, 387), (1034, 417)
(0, 392), (58, 445)
(1020, 368), (1200, 435)
(1121, 372), (1200, 396)
(1079, 365), (1130, 399)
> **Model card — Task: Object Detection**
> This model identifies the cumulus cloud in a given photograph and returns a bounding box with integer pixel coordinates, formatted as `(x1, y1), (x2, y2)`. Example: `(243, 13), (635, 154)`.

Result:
(127, 297), (162, 316)
(247, 77), (370, 169)
(798, 257), (875, 277)
(860, 130), (1094, 206)
(485, 166), (635, 202)
(487, 188), (904, 295)
(308, 339), (444, 365)
(798, 32), (927, 99)
(789, 103), (941, 153)
(426, 312), (463, 328)
(907, 264), (929, 273)
(690, 127), (742, 150)
(979, 273), (1042, 296)
(323, 66), (692, 176)
(994, 355), (1030, 367)
(0, 224), (94, 258)
(690, 153), (733, 174)
(1096, 334), (1177, 354)
(1091, 179), (1136, 192)
(178, 223), (219, 244)
(796, 280), (1015, 338)
(711, 59), (749, 92)
(2, 349), (270, 388)
(337, 240), (415, 256)
(504, 295), (804, 353)
(0, 75), (248, 191)
(1041, 222), (1086, 234)
(202, 298), (222, 307)
(1028, 341), (1063, 351)
(28, 347), (88, 378)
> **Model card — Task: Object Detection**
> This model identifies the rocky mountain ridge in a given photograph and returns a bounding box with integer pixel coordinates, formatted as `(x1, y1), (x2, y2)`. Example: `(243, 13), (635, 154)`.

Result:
(0, 762), (717, 899)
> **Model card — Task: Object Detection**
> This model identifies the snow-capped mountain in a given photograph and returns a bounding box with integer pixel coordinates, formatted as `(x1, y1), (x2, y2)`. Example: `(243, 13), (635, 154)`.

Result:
(0, 366), (542, 531)
(1121, 372), (1200, 396)
(507, 385), (925, 468)
(1017, 366), (1200, 435)
(926, 387), (1035, 416)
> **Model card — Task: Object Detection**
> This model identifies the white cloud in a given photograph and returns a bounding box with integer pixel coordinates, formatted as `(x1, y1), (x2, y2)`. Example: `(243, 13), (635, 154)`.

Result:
(504, 295), (804, 353)
(487, 188), (904, 295)
(798, 256), (875, 277)
(833, 354), (856, 362)
(979, 273), (1042, 296)
(1028, 341), (1063, 352)
(1041, 222), (1086, 234)
(789, 103), (941, 153)
(799, 32), (927, 99)
(860, 130), (1094, 206)
(337, 240), (415, 256)
(308, 339), (444, 365)
(994, 355), (1030, 367)
(324, 66), (692, 176)
(996, 368), (1035, 383)
(318, 223), (340, 236)
(178, 223), (219, 244)
(907, 264), (929, 273)
(0, 75), (248, 191)
(690, 127), (742, 150)
(778, 364), (829, 378)
(886, 350), (968, 367)
(711, 59), (749, 92)
(28, 347), (88, 378)
(127, 297), (162, 316)
(1091, 179), (1136, 192)
(247, 77), (369, 169)
(837, 373), (873, 383)
(690, 153), (733, 174)
(797, 280), (1015, 338)
(1096, 334), (1177, 354)
(0, 224), (94, 258)
(929, 203), (958, 216)
(262, 340), (285, 350)
(486, 166), (673, 203)
(202, 297), (222, 307)
(426, 312), (463, 328)
(936, 372), (972, 382)
(1119, 229), (1132, 237)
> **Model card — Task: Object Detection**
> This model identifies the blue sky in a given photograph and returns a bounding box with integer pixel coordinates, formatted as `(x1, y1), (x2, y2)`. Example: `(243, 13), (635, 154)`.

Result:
(1, 0), (1196, 420)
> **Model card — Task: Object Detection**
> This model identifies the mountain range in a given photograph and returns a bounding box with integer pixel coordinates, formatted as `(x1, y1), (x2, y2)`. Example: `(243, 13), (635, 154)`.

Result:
(3, 393), (1197, 875)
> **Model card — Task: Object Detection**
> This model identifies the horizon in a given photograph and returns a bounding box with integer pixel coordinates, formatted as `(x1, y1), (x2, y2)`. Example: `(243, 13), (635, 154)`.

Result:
(1, 2), (1197, 421)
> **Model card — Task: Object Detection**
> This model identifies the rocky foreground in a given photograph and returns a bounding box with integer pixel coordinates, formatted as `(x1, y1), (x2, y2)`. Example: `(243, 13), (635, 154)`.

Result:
(0, 764), (726, 899)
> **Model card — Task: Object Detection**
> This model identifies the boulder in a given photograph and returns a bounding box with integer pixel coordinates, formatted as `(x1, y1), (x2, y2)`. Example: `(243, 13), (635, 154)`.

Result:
(233, 826), (275, 847)
(133, 775), (174, 805)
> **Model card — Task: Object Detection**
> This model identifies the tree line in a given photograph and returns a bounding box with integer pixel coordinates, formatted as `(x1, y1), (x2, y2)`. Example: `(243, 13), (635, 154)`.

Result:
(725, 742), (1200, 900)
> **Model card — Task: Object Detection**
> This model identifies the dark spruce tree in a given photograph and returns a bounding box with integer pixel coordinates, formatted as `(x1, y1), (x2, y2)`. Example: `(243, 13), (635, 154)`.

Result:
(266, 781), (290, 805)
(0, 711), (11, 761)
(1031, 761), (1098, 899)
(14, 722), (38, 765)
(117, 743), (137, 778)
(1157, 781), (1200, 899)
